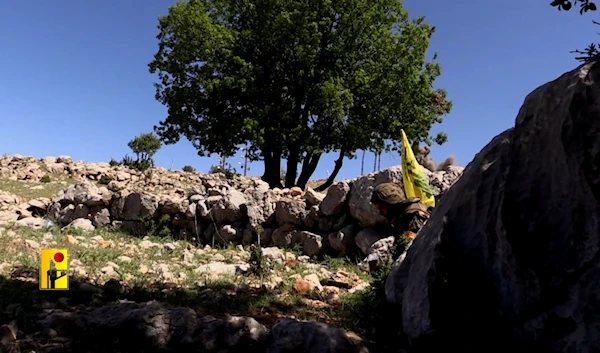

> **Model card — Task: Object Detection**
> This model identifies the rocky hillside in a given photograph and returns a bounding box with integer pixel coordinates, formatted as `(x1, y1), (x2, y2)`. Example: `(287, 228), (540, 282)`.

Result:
(0, 153), (462, 353)
(0, 154), (463, 268)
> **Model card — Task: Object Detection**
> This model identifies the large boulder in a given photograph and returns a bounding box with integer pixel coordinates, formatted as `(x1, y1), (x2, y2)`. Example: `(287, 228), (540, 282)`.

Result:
(348, 166), (403, 227)
(385, 63), (600, 352)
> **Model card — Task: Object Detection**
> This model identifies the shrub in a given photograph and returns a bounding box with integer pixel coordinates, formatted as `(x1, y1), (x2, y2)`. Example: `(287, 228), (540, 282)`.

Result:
(40, 175), (51, 183)
(109, 158), (120, 167)
(248, 245), (270, 278)
(208, 165), (237, 179)
(140, 214), (172, 238)
(121, 155), (152, 172)
(182, 165), (195, 172)
(98, 175), (113, 185)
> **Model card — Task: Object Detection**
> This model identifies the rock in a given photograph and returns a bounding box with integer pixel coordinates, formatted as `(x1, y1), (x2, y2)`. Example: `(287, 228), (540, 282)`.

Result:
(292, 231), (324, 256)
(211, 189), (247, 225)
(194, 262), (249, 275)
(355, 227), (384, 255)
(110, 191), (158, 221)
(218, 224), (239, 242)
(320, 181), (351, 216)
(14, 217), (45, 230)
(39, 301), (269, 352)
(54, 181), (110, 207)
(385, 63), (600, 352)
(292, 277), (321, 295)
(361, 236), (395, 270)
(329, 224), (360, 255)
(64, 218), (95, 232)
(268, 318), (361, 353)
(92, 208), (111, 227)
(348, 166), (403, 227)
(304, 187), (325, 205)
(272, 224), (296, 247)
(261, 247), (286, 263)
(289, 186), (303, 196)
(275, 199), (305, 226)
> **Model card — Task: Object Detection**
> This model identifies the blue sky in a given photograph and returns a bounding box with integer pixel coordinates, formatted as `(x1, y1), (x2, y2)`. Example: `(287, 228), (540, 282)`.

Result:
(0, 1), (596, 181)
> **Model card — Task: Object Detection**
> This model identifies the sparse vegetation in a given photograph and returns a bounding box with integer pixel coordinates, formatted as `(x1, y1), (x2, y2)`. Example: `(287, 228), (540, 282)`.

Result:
(0, 223), (380, 338)
(208, 164), (237, 179)
(140, 214), (172, 238)
(98, 175), (112, 185)
(0, 177), (76, 200)
(119, 132), (162, 172)
(182, 165), (195, 173)
(40, 175), (51, 183)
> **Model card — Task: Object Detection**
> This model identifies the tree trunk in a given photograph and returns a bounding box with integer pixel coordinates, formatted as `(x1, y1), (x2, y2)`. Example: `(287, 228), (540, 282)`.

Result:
(284, 145), (300, 188)
(315, 146), (346, 192)
(377, 153), (382, 171)
(296, 152), (322, 189)
(261, 148), (283, 188)
(361, 150), (365, 175)
(373, 152), (377, 172)
(243, 142), (249, 176)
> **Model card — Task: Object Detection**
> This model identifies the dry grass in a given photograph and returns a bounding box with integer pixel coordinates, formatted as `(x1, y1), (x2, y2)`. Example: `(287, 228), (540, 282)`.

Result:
(0, 223), (379, 335)
(0, 177), (77, 200)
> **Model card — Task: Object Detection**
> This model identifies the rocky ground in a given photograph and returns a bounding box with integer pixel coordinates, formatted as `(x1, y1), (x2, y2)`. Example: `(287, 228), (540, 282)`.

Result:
(0, 157), (439, 353)
(0, 222), (379, 352)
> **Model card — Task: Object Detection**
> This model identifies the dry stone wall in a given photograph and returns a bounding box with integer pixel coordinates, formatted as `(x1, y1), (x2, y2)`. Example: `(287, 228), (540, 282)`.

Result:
(0, 154), (463, 262)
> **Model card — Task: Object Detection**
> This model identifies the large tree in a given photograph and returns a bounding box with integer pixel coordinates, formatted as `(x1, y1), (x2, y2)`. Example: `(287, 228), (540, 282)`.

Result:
(149, 0), (451, 188)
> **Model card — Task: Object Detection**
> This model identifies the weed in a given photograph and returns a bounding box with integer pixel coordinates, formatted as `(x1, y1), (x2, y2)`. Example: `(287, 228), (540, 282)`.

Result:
(248, 245), (270, 278)
(141, 214), (172, 238)
(208, 165), (237, 179)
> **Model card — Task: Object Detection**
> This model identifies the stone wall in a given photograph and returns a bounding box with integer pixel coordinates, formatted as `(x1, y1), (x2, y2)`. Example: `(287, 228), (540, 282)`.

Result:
(0, 154), (463, 263)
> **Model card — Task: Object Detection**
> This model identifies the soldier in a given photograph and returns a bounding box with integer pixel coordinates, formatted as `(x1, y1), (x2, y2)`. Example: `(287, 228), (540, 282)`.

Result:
(370, 182), (431, 261)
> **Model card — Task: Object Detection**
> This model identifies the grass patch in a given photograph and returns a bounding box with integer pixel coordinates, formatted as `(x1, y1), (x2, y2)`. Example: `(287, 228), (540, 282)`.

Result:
(0, 177), (77, 200)
(0, 222), (395, 349)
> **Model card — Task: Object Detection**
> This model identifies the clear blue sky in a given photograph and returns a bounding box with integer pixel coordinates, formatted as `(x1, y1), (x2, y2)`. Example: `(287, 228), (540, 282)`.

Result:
(0, 1), (596, 181)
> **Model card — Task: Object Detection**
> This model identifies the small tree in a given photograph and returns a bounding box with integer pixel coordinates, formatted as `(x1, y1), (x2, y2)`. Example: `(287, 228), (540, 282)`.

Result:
(127, 132), (162, 165)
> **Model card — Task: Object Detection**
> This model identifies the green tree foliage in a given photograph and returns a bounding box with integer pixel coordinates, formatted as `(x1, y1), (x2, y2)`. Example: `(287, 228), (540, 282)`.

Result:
(182, 165), (196, 172)
(128, 132), (162, 162)
(551, 0), (600, 62)
(149, 0), (452, 188)
(120, 133), (162, 171)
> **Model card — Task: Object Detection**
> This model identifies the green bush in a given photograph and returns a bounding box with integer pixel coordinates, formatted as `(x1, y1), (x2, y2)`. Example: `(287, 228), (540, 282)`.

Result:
(182, 165), (195, 172)
(121, 155), (152, 172)
(40, 175), (51, 183)
(248, 245), (270, 278)
(109, 158), (120, 167)
(98, 175), (113, 185)
(208, 165), (237, 179)
(141, 214), (172, 238)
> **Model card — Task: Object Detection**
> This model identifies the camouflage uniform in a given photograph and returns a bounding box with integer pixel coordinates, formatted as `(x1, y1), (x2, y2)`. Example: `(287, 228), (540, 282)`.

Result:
(370, 182), (431, 261)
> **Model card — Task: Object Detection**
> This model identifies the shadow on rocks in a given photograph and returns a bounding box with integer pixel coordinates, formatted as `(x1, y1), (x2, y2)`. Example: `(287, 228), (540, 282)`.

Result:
(0, 266), (370, 353)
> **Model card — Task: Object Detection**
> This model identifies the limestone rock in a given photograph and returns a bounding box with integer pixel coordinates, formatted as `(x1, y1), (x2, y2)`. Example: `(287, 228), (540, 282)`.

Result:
(385, 63), (600, 352)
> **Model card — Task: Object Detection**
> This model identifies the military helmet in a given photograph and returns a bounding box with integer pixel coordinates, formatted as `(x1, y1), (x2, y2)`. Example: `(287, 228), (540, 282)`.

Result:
(370, 182), (407, 205)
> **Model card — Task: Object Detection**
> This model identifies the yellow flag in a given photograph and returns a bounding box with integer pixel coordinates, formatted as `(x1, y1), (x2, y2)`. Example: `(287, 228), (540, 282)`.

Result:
(400, 129), (435, 208)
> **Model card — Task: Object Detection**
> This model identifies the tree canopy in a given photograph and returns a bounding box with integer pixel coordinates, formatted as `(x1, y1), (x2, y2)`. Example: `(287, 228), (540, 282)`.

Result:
(149, 0), (452, 188)
(128, 132), (162, 162)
